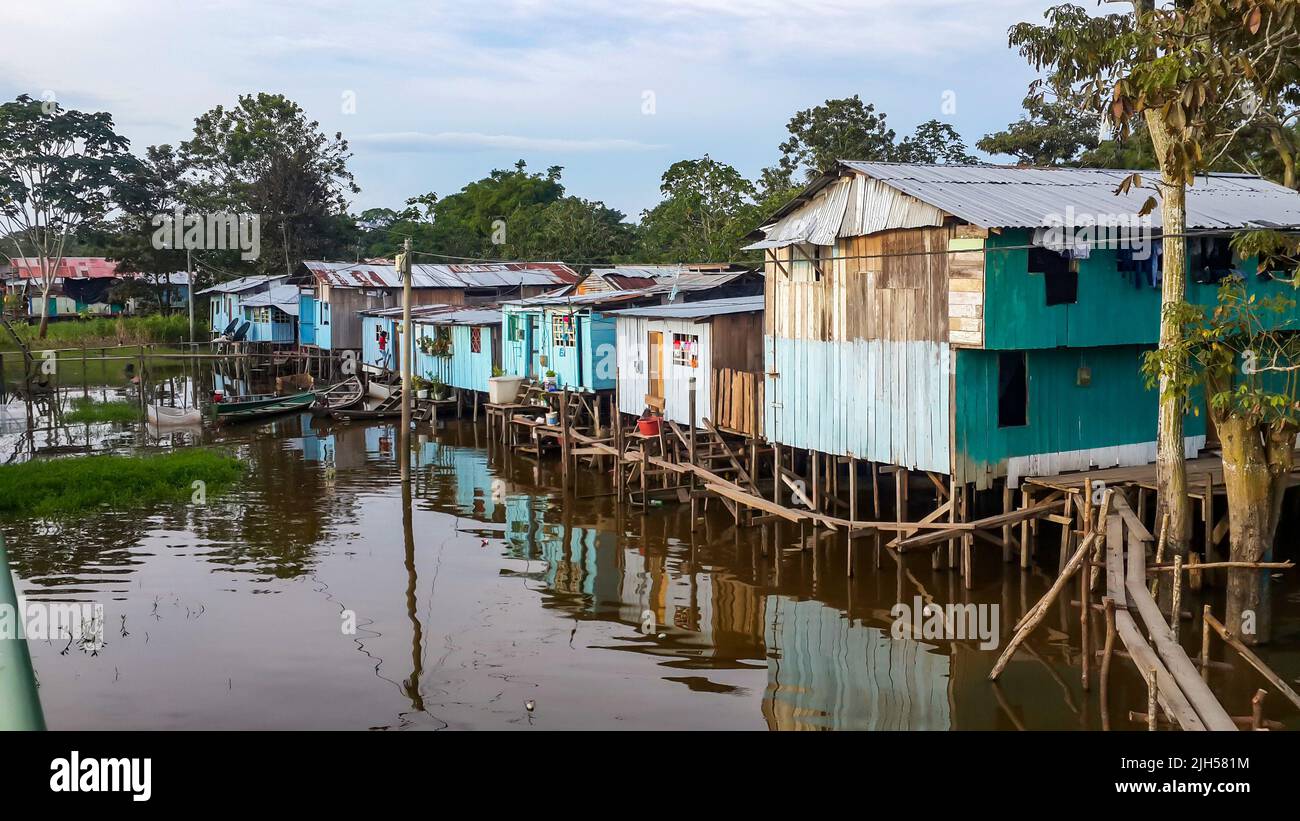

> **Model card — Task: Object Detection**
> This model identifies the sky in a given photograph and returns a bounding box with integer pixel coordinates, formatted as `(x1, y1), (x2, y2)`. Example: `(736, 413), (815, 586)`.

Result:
(0, 0), (1052, 219)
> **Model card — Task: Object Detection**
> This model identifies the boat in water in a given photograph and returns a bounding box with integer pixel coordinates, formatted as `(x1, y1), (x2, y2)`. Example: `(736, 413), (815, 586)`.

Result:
(312, 376), (364, 413)
(212, 391), (317, 422)
(147, 404), (203, 427)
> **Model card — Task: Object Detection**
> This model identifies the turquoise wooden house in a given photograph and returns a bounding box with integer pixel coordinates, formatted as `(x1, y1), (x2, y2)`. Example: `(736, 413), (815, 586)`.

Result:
(413, 307), (502, 395)
(197, 274), (286, 338)
(239, 284), (303, 344)
(746, 162), (1300, 490)
(501, 272), (763, 391)
(359, 305), (503, 397)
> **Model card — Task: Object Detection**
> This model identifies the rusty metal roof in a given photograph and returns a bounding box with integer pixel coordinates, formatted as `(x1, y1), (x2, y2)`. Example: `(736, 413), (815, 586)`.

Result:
(299, 260), (578, 289)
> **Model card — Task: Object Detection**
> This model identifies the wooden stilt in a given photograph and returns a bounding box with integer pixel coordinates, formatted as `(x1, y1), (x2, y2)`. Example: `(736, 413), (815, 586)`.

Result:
(848, 456), (858, 578)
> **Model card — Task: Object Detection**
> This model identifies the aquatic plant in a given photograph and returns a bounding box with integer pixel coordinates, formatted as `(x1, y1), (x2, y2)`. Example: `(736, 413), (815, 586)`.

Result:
(0, 450), (244, 517)
(63, 396), (139, 424)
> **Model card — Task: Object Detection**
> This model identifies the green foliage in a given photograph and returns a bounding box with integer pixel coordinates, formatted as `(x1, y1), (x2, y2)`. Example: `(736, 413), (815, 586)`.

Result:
(979, 96), (1104, 165)
(0, 450), (243, 517)
(0, 94), (136, 326)
(63, 397), (139, 424)
(0, 315), (189, 350)
(180, 92), (360, 273)
(637, 155), (760, 264)
(895, 120), (976, 164)
(1142, 275), (1300, 426)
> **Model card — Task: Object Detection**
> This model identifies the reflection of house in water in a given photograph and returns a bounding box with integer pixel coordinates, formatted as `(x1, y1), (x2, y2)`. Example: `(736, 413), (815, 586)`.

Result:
(763, 598), (952, 731)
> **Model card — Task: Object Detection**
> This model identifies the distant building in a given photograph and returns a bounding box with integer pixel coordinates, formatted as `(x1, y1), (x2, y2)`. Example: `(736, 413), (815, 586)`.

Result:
(291, 260), (578, 351)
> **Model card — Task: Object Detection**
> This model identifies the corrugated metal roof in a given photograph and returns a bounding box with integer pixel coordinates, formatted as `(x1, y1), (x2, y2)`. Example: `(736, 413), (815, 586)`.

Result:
(196, 274), (287, 295)
(299, 260), (578, 289)
(842, 161), (1300, 230)
(362, 303), (501, 326)
(749, 162), (1300, 246)
(240, 284), (303, 315)
(604, 294), (764, 320)
(6, 257), (123, 279)
(507, 272), (757, 309)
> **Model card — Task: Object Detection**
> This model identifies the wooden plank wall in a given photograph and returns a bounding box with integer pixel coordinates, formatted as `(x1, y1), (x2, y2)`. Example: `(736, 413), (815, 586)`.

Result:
(762, 224), (959, 470)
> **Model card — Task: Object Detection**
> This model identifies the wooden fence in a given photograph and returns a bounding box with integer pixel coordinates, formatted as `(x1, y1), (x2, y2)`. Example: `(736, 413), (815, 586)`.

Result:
(710, 367), (763, 438)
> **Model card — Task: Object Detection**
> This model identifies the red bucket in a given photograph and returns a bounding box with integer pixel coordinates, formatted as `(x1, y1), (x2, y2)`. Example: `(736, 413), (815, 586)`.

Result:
(636, 417), (661, 436)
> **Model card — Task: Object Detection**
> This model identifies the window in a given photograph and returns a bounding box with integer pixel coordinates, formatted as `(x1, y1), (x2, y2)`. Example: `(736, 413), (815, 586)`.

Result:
(321, 303), (330, 325)
(791, 243), (828, 282)
(1027, 245), (1070, 276)
(1044, 268), (1078, 305)
(470, 326), (482, 353)
(552, 313), (576, 347)
(1189, 236), (1235, 284)
(997, 352), (1028, 428)
(507, 313), (524, 341)
(671, 333), (699, 368)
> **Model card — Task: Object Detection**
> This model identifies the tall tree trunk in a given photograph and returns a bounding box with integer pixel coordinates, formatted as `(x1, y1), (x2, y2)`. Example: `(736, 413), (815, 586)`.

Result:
(1219, 417), (1295, 645)
(1146, 112), (1192, 558)
(36, 284), (50, 339)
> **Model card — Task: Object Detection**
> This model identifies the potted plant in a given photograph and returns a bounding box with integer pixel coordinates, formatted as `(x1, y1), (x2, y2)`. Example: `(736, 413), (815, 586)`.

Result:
(410, 375), (432, 399)
(488, 365), (523, 404)
(543, 369), (558, 391)
(428, 375), (448, 401)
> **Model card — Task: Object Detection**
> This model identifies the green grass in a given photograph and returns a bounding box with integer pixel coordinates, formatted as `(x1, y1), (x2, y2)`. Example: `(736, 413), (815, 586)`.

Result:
(1, 314), (191, 351)
(63, 397), (140, 424)
(0, 450), (244, 517)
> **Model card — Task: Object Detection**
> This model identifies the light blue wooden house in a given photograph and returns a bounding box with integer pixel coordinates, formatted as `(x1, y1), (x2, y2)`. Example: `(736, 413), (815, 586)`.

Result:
(197, 274), (287, 338)
(359, 304), (503, 396)
(239, 284), (303, 344)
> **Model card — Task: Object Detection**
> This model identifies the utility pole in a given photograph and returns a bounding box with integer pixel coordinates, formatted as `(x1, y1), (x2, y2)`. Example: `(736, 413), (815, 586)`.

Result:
(186, 248), (195, 345)
(399, 238), (413, 480)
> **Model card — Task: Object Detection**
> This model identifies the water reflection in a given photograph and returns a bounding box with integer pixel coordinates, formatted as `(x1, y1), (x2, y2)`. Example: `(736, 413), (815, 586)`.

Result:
(2, 381), (1296, 730)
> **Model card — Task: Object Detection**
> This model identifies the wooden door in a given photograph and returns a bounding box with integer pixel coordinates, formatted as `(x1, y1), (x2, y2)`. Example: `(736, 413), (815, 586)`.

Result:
(647, 331), (664, 402)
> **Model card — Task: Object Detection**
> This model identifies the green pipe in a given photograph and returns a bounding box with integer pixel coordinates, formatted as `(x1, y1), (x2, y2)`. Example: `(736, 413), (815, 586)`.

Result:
(0, 532), (45, 730)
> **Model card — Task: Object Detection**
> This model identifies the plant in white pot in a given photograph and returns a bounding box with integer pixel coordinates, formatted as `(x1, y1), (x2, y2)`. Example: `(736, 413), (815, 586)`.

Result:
(488, 365), (524, 404)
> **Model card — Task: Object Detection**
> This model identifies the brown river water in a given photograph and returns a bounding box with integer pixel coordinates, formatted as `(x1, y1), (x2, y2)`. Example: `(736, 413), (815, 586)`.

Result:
(2, 365), (1298, 730)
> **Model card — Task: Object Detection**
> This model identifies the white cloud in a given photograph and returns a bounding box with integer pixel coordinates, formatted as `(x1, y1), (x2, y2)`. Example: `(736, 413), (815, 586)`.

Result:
(0, 0), (1049, 213)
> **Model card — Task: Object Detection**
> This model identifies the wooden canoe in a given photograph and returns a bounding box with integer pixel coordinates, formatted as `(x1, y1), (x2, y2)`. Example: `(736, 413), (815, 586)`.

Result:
(214, 391), (316, 422)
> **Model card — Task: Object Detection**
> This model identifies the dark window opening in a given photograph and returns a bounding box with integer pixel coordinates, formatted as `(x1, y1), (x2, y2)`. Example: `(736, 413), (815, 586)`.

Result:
(1189, 236), (1235, 285)
(1028, 246), (1070, 276)
(1045, 268), (1079, 305)
(998, 352), (1028, 428)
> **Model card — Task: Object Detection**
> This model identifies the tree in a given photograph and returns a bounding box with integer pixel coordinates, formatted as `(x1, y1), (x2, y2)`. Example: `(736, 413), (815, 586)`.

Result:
(0, 95), (135, 337)
(1143, 269), (1299, 643)
(762, 96), (898, 190)
(978, 96), (1104, 165)
(180, 93), (359, 275)
(502, 196), (636, 265)
(896, 119), (977, 164)
(638, 156), (759, 263)
(423, 161), (564, 259)
(1008, 1), (1300, 563)
(106, 143), (190, 313)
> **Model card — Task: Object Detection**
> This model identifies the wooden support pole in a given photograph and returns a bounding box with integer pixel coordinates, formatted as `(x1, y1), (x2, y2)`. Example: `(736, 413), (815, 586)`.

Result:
(1020, 486), (1033, 570)
(961, 483), (972, 588)
(847, 456), (858, 578)
(990, 531), (1100, 680)
(1170, 554), (1183, 642)
(1081, 549), (1092, 690)
(1200, 604), (1212, 684)
(1001, 483), (1013, 563)
(1147, 666), (1159, 731)
(1203, 610), (1300, 711)
(1101, 596), (1117, 731)
(559, 388), (571, 490)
